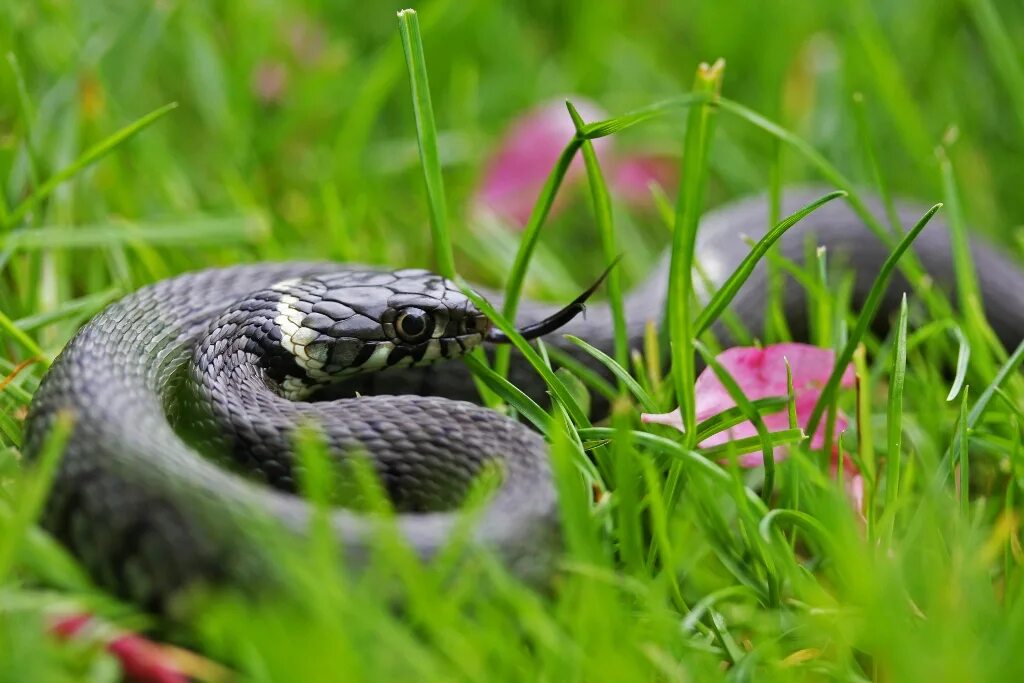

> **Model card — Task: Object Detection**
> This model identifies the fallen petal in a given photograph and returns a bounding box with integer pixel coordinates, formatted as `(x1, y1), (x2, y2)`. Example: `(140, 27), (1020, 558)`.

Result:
(831, 448), (866, 518)
(473, 98), (610, 227)
(609, 153), (678, 206)
(642, 343), (855, 464)
(50, 612), (200, 683)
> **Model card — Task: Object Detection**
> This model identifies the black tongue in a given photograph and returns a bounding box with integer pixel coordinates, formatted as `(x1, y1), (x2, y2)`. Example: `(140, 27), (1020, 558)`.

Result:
(485, 256), (621, 343)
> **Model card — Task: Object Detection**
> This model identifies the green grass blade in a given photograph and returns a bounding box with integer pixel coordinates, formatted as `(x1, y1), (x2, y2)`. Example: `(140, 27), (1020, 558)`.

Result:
(6, 52), (42, 192)
(964, 0), (1024, 136)
(462, 353), (549, 434)
(568, 101), (628, 377)
(697, 430), (804, 462)
(564, 335), (658, 414)
(694, 190), (846, 335)
(459, 279), (590, 428)
(13, 289), (120, 332)
(397, 8), (455, 278)
(543, 345), (618, 402)
(494, 132), (584, 378)
(850, 92), (901, 233)
(580, 93), (707, 138)
(668, 59), (724, 447)
(938, 339), (1024, 478)
(4, 102), (178, 231)
(805, 204), (942, 438)
(946, 324), (970, 402)
(0, 411), (72, 584)
(882, 294), (908, 544)
(0, 308), (46, 361)
(579, 427), (766, 513)
(956, 386), (971, 514)
(694, 341), (778, 501)
(695, 397), (790, 443)
(2, 215), (269, 250)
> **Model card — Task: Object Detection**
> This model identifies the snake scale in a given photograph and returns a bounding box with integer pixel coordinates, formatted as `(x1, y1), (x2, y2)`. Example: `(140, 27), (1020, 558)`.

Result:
(23, 188), (1024, 611)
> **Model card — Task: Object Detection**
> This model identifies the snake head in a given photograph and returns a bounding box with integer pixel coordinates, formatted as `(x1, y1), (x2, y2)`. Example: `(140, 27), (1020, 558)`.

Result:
(263, 269), (491, 397)
(255, 261), (613, 399)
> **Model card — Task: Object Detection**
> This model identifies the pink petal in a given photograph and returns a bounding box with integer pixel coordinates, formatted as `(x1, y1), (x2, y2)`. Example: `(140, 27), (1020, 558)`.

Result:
(51, 612), (190, 683)
(640, 344), (864, 516)
(694, 344), (854, 412)
(640, 408), (683, 430)
(609, 153), (678, 206)
(831, 448), (866, 517)
(473, 98), (610, 227)
(109, 635), (190, 683)
(642, 344), (855, 464)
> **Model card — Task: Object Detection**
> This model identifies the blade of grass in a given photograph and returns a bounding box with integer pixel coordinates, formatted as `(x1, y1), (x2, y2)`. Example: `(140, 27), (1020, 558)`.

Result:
(882, 293), (908, 545)
(2, 215), (270, 250)
(543, 345), (617, 402)
(493, 133), (584, 378)
(567, 101), (628, 377)
(580, 94), (707, 139)
(850, 92), (901, 233)
(697, 430), (804, 461)
(459, 280), (590, 428)
(13, 289), (120, 332)
(564, 335), (658, 413)
(957, 386), (971, 515)
(964, 0), (1024, 136)
(0, 308), (46, 361)
(461, 353), (550, 435)
(6, 53), (43, 193)
(695, 397), (790, 443)
(0, 411), (73, 584)
(694, 190), (846, 335)
(947, 324), (970, 402)
(669, 59), (725, 447)
(397, 8), (455, 278)
(937, 140), (1001, 368)
(4, 102), (178, 231)
(578, 427), (767, 514)
(942, 339), (1024, 473)
(694, 340), (778, 501)
(805, 203), (942, 438)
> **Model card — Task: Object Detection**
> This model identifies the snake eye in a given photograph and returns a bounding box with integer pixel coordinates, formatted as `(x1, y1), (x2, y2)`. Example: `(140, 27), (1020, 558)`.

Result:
(394, 307), (434, 343)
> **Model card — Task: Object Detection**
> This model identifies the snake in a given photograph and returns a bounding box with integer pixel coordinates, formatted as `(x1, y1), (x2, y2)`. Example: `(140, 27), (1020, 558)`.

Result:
(22, 188), (1024, 611)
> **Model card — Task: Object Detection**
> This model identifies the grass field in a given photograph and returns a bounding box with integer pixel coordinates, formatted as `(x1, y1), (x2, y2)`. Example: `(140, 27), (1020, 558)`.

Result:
(3, 1), (1024, 681)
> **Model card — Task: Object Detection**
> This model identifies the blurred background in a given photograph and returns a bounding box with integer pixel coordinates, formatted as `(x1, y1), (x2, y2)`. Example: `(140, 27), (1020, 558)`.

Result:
(2, 0), (1023, 309)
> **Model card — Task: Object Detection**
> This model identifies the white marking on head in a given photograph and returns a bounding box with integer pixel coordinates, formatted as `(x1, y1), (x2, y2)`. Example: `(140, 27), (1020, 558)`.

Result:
(275, 297), (330, 379)
(271, 278), (301, 292)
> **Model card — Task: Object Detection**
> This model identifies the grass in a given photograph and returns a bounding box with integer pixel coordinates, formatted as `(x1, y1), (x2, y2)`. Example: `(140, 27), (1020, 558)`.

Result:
(3, 1), (1024, 682)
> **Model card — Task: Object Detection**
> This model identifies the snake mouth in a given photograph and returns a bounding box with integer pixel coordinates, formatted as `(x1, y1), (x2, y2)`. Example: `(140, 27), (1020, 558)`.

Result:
(484, 257), (619, 344)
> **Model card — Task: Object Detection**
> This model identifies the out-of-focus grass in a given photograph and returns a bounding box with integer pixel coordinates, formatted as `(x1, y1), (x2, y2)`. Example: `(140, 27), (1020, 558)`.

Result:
(2, 1), (1024, 681)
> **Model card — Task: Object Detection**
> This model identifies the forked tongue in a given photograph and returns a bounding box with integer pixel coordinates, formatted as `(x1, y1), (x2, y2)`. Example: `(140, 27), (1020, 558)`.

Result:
(485, 257), (620, 343)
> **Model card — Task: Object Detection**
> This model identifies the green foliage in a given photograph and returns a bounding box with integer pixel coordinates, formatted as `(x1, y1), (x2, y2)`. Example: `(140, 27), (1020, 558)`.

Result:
(2, 1), (1024, 682)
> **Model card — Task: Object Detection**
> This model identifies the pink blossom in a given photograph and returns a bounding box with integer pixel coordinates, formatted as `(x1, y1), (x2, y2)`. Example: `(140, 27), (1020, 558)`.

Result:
(50, 613), (202, 683)
(608, 153), (678, 205)
(642, 343), (863, 512)
(473, 99), (674, 227)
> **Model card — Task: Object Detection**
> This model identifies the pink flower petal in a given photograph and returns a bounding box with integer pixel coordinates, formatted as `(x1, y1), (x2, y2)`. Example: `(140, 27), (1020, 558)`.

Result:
(51, 612), (192, 683)
(474, 98), (610, 227)
(831, 449), (866, 517)
(109, 634), (190, 683)
(609, 153), (678, 206)
(641, 343), (864, 516)
(642, 343), (855, 463)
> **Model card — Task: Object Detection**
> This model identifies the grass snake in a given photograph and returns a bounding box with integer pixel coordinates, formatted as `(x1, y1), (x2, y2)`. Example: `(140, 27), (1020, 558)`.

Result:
(23, 188), (1024, 610)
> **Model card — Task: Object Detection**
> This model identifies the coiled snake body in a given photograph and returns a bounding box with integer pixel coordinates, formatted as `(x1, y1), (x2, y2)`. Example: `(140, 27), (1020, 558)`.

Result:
(23, 189), (1024, 610)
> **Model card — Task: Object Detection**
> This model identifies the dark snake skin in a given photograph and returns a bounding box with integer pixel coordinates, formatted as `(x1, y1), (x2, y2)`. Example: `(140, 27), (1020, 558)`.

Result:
(23, 188), (1024, 610)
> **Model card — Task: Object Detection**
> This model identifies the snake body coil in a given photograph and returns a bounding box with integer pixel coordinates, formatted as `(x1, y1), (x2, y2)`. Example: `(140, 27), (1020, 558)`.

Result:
(24, 189), (1024, 609)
